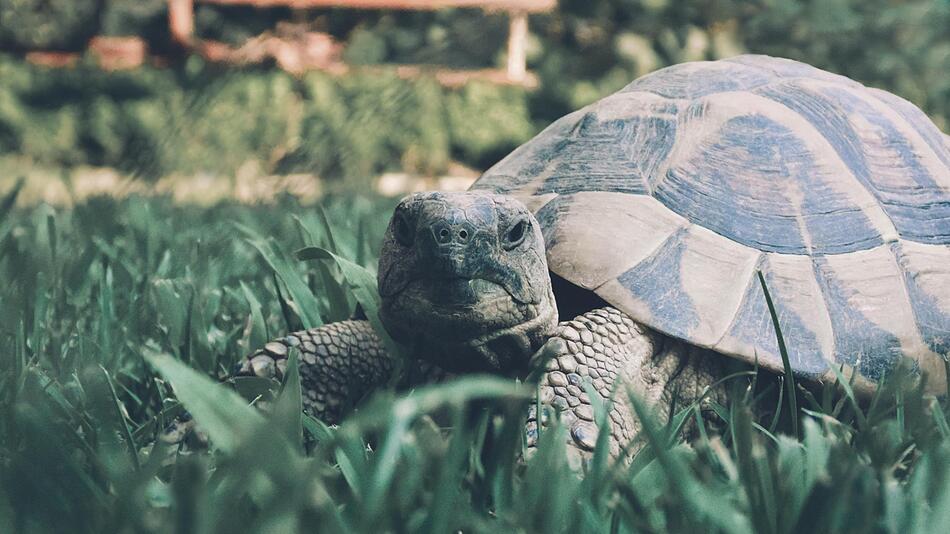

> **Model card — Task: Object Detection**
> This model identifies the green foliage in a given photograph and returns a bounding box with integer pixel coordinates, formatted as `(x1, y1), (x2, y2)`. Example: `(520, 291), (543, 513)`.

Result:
(446, 81), (536, 168)
(0, 0), (102, 50)
(0, 54), (531, 180)
(342, 26), (388, 66)
(99, 0), (170, 52)
(2, 194), (950, 533)
(336, 10), (510, 69)
(283, 71), (457, 183)
(194, 3), (292, 47)
(522, 0), (950, 130)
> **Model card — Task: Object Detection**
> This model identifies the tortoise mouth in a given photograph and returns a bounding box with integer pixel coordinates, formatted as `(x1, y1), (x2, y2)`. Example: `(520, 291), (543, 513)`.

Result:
(379, 276), (542, 356)
(401, 276), (512, 309)
(383, 277), (525, 338)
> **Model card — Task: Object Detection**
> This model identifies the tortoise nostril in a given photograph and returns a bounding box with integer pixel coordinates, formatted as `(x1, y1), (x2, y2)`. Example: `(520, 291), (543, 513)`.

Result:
(434, 224), (471, 245)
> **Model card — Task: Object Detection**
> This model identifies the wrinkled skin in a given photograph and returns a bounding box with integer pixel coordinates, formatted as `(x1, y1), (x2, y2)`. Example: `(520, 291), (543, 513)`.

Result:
(378, 192), (558, 374)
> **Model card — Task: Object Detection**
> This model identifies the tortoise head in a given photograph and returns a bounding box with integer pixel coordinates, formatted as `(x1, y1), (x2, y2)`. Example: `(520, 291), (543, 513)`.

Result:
(378, 191), (558, 374)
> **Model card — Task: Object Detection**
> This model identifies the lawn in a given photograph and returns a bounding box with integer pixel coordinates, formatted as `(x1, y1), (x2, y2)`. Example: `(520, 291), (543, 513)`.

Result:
(2, 190), (949, 533)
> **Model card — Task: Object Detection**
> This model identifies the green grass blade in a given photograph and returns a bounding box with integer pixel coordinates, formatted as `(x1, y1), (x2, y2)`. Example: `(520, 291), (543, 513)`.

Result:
(296, 246), (406, 361)
(0, 177), (24, 221)
(99, 366), (141, 470)
(152, 279), (188, 352)
(627, 390), (750, 533)
(273, 348), (303, 452)
(931, 402), (950, 439)
(302, 413), (334, 443)
(827, 364), (868, 431)
(239, 281), (268, 350)
(339, 376), (530, 438)
(98, 265), (116, 367)
(314, 205), (341, 254)
(45, 211), (57, 266)
(236, 223), (323, 329)
(757, 270), (799, 439)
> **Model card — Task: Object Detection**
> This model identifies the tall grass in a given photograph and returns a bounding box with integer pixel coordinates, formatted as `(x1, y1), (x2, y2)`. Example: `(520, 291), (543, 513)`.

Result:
(2, 193), (949, 533)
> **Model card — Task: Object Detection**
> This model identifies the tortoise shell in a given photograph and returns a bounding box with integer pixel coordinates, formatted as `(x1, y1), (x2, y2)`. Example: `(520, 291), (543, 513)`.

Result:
(471, 55), (950, 392)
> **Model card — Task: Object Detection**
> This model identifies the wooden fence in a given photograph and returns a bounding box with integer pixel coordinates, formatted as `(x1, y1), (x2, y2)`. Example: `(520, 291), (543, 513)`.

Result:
(168, 0), (555, 85)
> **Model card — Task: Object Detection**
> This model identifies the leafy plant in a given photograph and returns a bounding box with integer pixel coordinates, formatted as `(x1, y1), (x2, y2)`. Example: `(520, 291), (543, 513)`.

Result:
(0, 54), (534, 181)
(0, 0), (102, 50)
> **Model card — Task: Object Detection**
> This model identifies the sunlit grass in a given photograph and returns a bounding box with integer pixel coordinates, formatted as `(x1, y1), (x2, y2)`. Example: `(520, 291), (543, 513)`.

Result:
(2, 192), (949, 533)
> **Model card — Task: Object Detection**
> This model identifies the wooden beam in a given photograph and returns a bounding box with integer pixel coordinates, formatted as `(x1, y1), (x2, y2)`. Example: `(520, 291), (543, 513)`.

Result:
(197, 0), (555, 13)
(169, 0), (195, 46)
(506, 10), (527, 82)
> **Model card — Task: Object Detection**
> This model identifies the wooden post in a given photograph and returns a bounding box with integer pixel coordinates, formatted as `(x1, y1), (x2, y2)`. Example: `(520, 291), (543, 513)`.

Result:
(506, 10), (527, 83)
(169, 0), (196, 46)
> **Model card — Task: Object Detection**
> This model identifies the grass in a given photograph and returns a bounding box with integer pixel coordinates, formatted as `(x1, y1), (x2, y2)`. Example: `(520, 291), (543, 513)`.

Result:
(2, 191), (950, 533)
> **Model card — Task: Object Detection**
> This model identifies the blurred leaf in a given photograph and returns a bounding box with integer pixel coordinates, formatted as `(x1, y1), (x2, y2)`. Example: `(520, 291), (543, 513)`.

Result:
(239, 281), (268, 351)
(296, 246), (406, 362)
(229, 375), (277, 405)
(153, 279), (188, 349)
(0, 177), (24, 222)
(236, 223), (323, 329)
(143, 348), (265, 454)
(758, 270), (800, 439)
(273, 349), (303, 452)
(294, 210), (352, 322)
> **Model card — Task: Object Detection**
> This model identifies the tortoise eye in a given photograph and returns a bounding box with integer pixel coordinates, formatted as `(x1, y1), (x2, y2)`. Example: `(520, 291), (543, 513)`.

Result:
(393, 214), (413, 246)
(504, 219), (529, 249)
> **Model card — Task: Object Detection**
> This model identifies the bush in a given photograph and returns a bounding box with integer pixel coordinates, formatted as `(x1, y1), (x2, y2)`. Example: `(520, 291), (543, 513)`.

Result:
(99, 0), (172, 53)
(0, 0), (103, 50)
(447, 81), (536, 168)
(0, 54), (534, 181)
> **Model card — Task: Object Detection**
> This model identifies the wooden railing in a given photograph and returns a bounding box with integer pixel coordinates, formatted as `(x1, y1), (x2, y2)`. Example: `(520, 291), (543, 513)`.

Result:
(168, 0), (555, 84)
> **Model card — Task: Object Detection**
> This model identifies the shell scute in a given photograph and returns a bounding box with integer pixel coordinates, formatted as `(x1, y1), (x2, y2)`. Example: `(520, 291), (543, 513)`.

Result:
(535, 106), (674, 195)
(756, 80), (950, 244)
(621, 59), (771, 99)
(718, 254), (832, 378)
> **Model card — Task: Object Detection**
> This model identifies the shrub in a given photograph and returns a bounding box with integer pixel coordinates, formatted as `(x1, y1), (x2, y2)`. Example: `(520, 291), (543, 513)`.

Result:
(0, 0), (103, 50)
(0, 54), (534, 182)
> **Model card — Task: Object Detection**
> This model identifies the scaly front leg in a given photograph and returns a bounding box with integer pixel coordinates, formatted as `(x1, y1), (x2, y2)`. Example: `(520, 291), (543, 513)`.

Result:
(237, 320), (451, 424)
(240, 308), (727, 461)
(531, 307), (728, 463)
(237, 320), (396, 425)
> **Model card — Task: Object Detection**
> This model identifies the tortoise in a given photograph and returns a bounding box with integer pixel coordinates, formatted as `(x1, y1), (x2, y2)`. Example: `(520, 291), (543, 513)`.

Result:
(238, 55), (950, 458)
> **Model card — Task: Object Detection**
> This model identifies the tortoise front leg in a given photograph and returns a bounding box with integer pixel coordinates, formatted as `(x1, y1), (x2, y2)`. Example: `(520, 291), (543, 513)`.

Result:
(530, 307), (727, 463)
(237, 320), (397, 425)
(237, 309), (727, 463)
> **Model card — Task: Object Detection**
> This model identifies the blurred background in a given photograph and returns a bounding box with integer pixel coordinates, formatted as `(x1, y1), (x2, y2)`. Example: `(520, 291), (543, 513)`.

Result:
(0, 0), (948, 204)
(4, 4), (950, 531)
